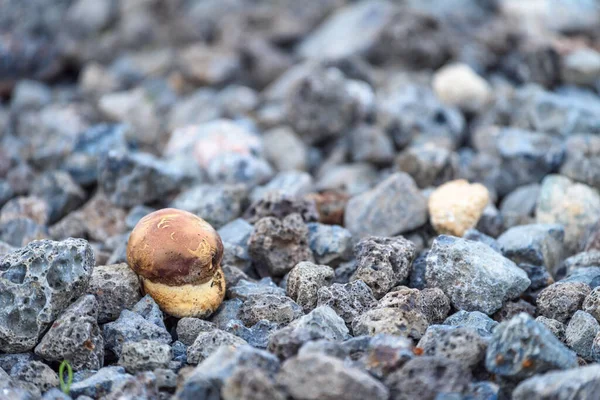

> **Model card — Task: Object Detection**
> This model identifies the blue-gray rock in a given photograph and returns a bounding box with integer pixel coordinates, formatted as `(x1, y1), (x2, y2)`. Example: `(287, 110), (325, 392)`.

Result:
(357, 334), (413, 379)
(498, 224), (565, 278)
(0, 217), (49, 247)
(11, 360), (59, 393)
(0, 353), (35, 375)
(30, 171), (86, 224)
(175, 345), (279, 400)
(98, 150), (186, 208)
(206, 153), (274, 188)
(103, 371), (159, 400)
(298, 339), (350, 360)
(132, 295), (166, 331)
(175, 318), (215, 346)
(69, 367), (133, 399)
(409, 251), (428, 289)
(426, 235), (531, 315)
(210, 299), (243, 329)
(463, 229), (502, 254)
(562, 267), (600, 288)
(103, 310), (171, 357)
(535, 316), (566, 342)
(287, 261), (335, 313)
(476, 203), (505, 239)
(35, 295), (104, 370)
(513, 364), (600, 400)
(251, 170), (314, 203)
(344, 172), (428, 238)
(0, 238), (94, 352)
(0, 180), (14, 208)
(536, 282), (591, 323)
(187, 330), (248, 365)
(565, 310), (599, 360)
(396, 144), (455, 189)
(307, 222), (353, 266)
(227, 278), (285, 300)
(239, 294), (303, 327)
(277, 353), (388, 400)
(485, 313), (578, 380)
(171, 341), (187, 364)
(244, 192), (319, 224)
(349, 124), (395, 165)
(500, 183), (540, 229)
(62, 124), (130, 186)
(170, 184), (248, 229)
(118, 340), (171, 373)
(224, 319), (279, 349)
(417, 325), (486, 368)
(41, 388), (72, 400)
(583, 287), (600, 322)
(218, 218), (253, 270)
(560, 134), (600, 192)
(384, 356), (471, 400)
(221, 364), (286, 400)
(444, 310), (499, 338)
(317, 280), (376, 327)
(125, 205), (155, 230)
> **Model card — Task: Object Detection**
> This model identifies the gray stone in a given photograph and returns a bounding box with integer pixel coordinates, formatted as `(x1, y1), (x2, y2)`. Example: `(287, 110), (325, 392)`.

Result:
(0, 196), (49, 225)
(30, 171), (86, 224)
(317, 280), (376, 327)
(12, 360), (59, 393)
(500, 183), (540, 229)
(222, 366), (286, 400)
(426, 235), (531, 315)
(385, 356), (472, 400)
(306, 222), (353, 266)
(206, 153), (274, 188)
(0, 238), (95, 352)
(351, 235), (416, 299)
(316, 163), (378, 196)
(69, 367), (133, 399)
(176, 318), (216, 346)
(290, 306), (350, 341)
(223, 319), (279, 349)
(537, 282), (591, 323)
(277, 353), (388, 400)
(344, 172), (427, 238)
(263, 127), (308, 172)
(360, 334), (413, 379)
(420, 288), (451, 324)
(210, 299), (243, 329)
(98, 150), (186, 208)
(244, 192), (319, 224)
(535, 316), (566, 342)
(563, 267), (600, 288)
(560, 134), (600, 192)
(248, 213), (314, 278)
(463, 229), (502, 254)
(103, 371), (159, 400)
(298, 339), (349, 360)
(417, 325), (486, 368)
(154, 368), (177, 391)
(485, 313), (578, 380)
(476, 203), (505, 239)
(396, 144), (455, 189)
(349, 124), (395, 165)
(239, 294), (303, 327)
(408, 251), (428, 289)
(187, 330), (248, 365)
(513, 364), (600, 400)
(103, 310), (171, 358)
(444, 311), (499, 338)
(498, 224), (565, 277)
(287, 261), (334, 313)
(0, 217), (49, 247)
(171, 341), (187, 364)
(170, 184), (247, 229)
(251, 170), (314, 204)
(41, 388), (72, 400)
(218, 218), (254, 270)
(565, 310), (600, 360)
(119, 340), (171, 373)
(563, 251), (600, 274)
(228, 278), (285, 300)
(35, 295), (104, 370)
(86, 263), (141, 324)
(583, 287), (600, 322)
(0, 240), (15, 259)
(132, 295), (166, 331)
(562, 48), (600, 86)
(352, 306), (428, 339)
(536, 174), (600, 253)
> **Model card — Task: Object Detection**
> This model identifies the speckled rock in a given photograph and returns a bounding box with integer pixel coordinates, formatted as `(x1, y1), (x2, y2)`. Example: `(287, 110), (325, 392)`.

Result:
(239, 294), (304, 326)
(69, 367), (133, 399)
(287, 262), (334, 313)
(103, 310), (171, 358)
(344, 172), (427, 238)
(537, 282), (591, 323)
(485, 313), (578, 380)
(428, 179), (490, 237)
(248, 213), (314, 278)
(535, 316), (566, 342)
(187, 330), (248, 365)
(244, 192), (319, 224)
(352, 305), (428, 339)
(30, 170), (86, 224)
(536, 175), (600, 253)
(210, 299), (243, 329)
(176, 318), (216, 346)
(583, 287), (600, 322)
(219, 218), (254, 271)
(12, 360), (59, 393)
(35, 295), (104, 370)
(228, 278), (285, 301)
(513, 364), (600, 400)
(0, 217), (49, 247)
(131, 295), (166, 331)
(565, 311), (600, 360)
(417, 325), (486, 368)
(222, 366), (286, 400)
(118, 340), (171, 373)
(103, 371), (159, 400)
(223, 319), (279, 349)
(250, 170), (314, 204)
(444, 311), (499, 338)
(277, 353), (388, 400)
(351, 236), (416, 299)
(317, 280), (377, 327)
(420, 288), (451, 324)
(385, 356), (472, 400)
(0, 238), (95, 352)
(306, 222), (353, 266)
(86, 263), (141, 324)
(426, 235), (530, 315)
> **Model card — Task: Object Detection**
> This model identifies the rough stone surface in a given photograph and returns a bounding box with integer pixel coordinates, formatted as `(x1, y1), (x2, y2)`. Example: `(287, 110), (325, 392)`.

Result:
(35, 295), (104, 370)
(176, 318), (216, 346)
(222, 366), (286, 400)
(317, 280), (377, 327)
(187, 330), (248, 365)
(12, 360), (59, 393)
(565, 310), (600, 360)
(224, 319), (279, 349)
(228, 278), (285, 301)
(103, 310), (171, 358)
(69, 367), (133, 399)
(287, 261), (335, 313)
(417, 325), (486, 368)
(30, 170), (86, 224)
(352, 305), (428, 339)
(426, 235), (531, 315)
(513, 364), (600, 400)
(344, 172), (427, 238)
(537, 282), (591, 323)
(428, 179), (490, 236)
(118, 340), (171, 373)
(131, 295), (166, 331)
(239, 294), (304, 327)
(351, 236), (416, 299)
(583, 287), (600, 322)
(420, 288), (452, 325)
(0, 238), (95, 352)
(433, 63), (492, 113)
(535, 316), (566, 342)
(306, 222), (353, 266)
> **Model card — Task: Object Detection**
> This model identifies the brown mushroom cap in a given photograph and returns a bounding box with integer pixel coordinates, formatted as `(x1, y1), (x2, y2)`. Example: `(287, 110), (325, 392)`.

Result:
(127, 208), (225, 318)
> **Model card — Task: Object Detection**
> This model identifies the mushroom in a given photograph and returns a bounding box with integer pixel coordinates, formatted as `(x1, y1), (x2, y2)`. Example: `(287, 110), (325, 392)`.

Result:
(126, 208), (225, 318)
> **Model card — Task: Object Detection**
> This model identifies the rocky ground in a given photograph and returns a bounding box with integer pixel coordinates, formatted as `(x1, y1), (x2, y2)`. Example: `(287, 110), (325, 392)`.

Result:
(1, 0), (600, 399)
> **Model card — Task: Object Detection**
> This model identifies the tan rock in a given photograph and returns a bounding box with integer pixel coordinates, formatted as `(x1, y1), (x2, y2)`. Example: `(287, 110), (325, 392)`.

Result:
(428, 180), (490, 236)
(433, 63), (492, 113)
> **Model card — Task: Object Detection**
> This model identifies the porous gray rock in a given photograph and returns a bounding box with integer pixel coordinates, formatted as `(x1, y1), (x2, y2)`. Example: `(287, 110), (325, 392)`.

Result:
(35, 295), (104, 370)
(222, 366), (286, 400)
(426, 235), (530, 315)
(287, 261), (335, 313)
(417, 325), (486, 368)
(30, 170), (86, 224)
(485, 313), (578, 380)
(420, 288), (451, 324)
(565, 311), (600, 360)
(584, 287), (600, 322)
(219, 218), (254, 271)
(352, 306), (428, 339)
(210, 299), (243, 329)
(535, 316), (566, 342)
(239, 294), (303, 326)
(103, 310), (171, 358)
(224, 319), (279, 349)
(317, 280), (377, 327)
(277, 353), (389, 400)
(513, 365), (600, 400)
(384, 356), (472, 400)
(351, 236), (416, 299)
(118, 340), (172, 373)
(86, 263), (141, 323)
(69, 367), (133, 399)
(291, 306), (350, 341)
(187, 330), (248, 365)
(12, 360), (59, 393)
(537, 282), (591, 323)
(306, 222), (353, 266)
(131, 295), (166, 331)
(344, 172), (427, 238)
(248, 213), (315, 278)
(0, 238), (95, 352)
(228, 278), (285, 300)
(103, 371), (159, 400)
(176, 318), (216, 346)
(360, 334), (413, 379)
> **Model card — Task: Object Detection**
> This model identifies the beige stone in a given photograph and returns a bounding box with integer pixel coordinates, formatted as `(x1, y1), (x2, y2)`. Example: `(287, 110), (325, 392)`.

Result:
(433, 63), (492, 113)
(428, 180), (490, 236)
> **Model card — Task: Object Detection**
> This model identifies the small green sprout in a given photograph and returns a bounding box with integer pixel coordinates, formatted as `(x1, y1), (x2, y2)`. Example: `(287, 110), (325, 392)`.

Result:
(59, 360), (73, 395)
